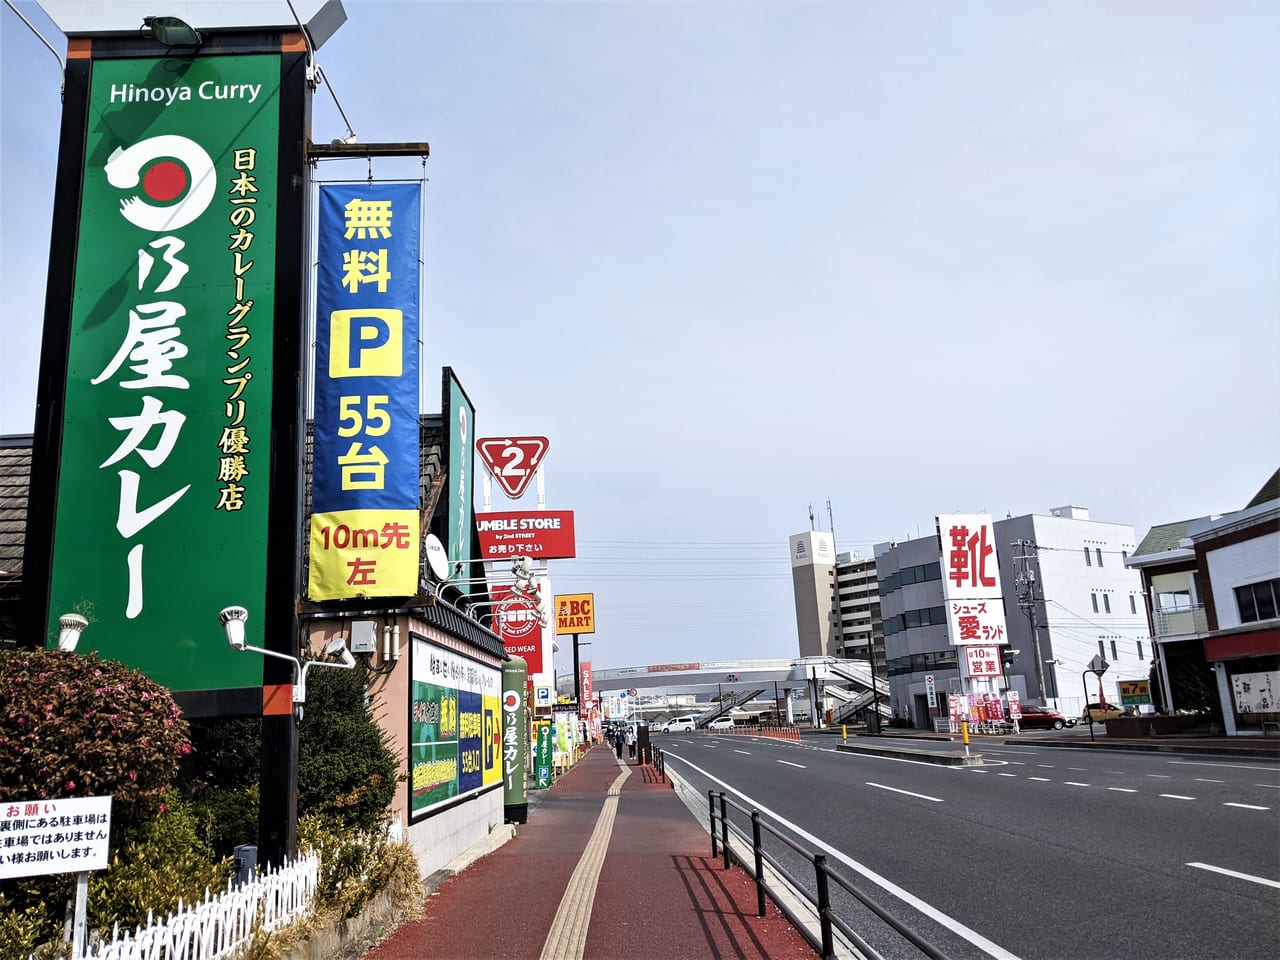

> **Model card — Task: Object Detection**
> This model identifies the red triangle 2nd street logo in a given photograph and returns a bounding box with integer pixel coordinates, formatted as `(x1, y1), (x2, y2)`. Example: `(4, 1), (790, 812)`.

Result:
(475, 436), (549, 498)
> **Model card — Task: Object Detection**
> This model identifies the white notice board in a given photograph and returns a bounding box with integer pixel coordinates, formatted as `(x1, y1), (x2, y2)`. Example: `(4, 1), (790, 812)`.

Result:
(0, 795), (113, 879)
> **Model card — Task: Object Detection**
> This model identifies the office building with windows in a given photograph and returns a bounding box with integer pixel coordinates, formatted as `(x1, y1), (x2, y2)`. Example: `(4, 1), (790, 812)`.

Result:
(833, 552), (884, 671)
(877, 506), (1145, 728)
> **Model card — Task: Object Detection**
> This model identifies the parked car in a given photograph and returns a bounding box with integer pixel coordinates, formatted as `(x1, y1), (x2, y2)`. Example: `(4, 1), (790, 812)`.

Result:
(1081, 702), (1131, 722)
(1015, 703), (1073, 730)
(707, 716), (735, 730)
(662, 715), (697, 733)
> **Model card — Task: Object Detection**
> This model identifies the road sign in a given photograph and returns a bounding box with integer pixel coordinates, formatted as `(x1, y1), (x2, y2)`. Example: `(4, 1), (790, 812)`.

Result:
(1087, 654), (1110, 676)
(925, 675), (937, 709)
(476, 436), (549, 498)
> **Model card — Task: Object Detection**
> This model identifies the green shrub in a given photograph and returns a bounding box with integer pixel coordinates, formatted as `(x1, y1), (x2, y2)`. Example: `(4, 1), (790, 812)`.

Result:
(298, 814), (421, 921)
(86, 794), (232, 934)
(296, 663), (401, 831)
(0, 891), (59, 960)
(0, 650), (190, 831)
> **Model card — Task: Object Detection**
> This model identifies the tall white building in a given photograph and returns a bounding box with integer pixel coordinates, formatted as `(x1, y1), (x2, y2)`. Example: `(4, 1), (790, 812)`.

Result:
(790, 531), (836, 658)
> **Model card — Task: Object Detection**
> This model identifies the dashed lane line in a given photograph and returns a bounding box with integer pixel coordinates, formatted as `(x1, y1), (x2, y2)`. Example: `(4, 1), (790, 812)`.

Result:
(1065, 781), (1090, 787)
(733, 749), (751, 755)
(1108, 788), (1138, 793)
(1223, 802), (1270, 810)
(1159, 794), (1196, 801)
(777, 759), (807, 769)
(1187, 863), (1280, 889)
(866, 783), (944, 803)
(1027, 777), (1051, 782)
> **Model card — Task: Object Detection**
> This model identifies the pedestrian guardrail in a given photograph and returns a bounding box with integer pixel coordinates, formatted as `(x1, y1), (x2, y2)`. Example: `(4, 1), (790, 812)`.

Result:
(706, 789), (947, 960)
(706, 723), (802, 742)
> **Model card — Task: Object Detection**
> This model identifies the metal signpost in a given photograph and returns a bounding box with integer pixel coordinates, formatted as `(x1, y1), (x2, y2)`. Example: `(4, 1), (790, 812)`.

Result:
(1083, 655), (1110, 742)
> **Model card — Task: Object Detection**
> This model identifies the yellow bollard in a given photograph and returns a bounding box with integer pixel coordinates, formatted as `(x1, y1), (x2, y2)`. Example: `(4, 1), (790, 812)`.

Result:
(961, 719), (970, 757)
(842, 723), (847, 743)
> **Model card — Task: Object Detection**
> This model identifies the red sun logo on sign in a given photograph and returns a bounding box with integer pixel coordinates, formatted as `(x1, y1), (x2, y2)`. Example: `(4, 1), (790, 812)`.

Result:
(476, 437), (549, 499)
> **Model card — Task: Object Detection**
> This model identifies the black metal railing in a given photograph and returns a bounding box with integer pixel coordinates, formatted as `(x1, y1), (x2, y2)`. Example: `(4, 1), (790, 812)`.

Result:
(707, 788), (948, 960)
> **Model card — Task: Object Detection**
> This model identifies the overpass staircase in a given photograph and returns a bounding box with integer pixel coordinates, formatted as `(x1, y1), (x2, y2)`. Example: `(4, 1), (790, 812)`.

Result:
(826, 661), (891, 724)
(696, 688), (765, 727)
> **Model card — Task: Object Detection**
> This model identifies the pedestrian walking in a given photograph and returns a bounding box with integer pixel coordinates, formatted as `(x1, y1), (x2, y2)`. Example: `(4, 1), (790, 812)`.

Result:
(626, 725), (637, 760)
(614, 725), (625, 759)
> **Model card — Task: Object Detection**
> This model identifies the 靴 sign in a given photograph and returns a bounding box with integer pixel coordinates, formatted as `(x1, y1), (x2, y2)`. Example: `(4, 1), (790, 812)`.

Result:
(475, 437), (549, 498)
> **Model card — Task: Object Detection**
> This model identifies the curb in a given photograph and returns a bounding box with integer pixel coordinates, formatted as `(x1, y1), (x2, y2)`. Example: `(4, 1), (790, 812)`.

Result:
(835, 741), (983, 765)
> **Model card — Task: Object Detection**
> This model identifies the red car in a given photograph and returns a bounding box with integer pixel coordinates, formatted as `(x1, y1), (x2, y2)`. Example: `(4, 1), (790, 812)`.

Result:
(1015, 704), (1073, 730)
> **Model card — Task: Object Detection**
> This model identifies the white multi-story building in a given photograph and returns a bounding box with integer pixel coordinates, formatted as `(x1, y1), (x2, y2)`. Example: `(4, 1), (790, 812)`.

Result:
(877, 506), (1146, 728)
(832, 552), (883, 670)
(992, 506), (1145, 717)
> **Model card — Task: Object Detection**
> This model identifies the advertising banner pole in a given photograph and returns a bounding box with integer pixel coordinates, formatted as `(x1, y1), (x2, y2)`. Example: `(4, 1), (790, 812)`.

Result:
(502, 656), (529, 823)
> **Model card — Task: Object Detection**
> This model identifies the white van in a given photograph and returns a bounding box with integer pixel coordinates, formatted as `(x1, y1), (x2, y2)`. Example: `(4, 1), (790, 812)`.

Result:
(662, 715), (697, 733)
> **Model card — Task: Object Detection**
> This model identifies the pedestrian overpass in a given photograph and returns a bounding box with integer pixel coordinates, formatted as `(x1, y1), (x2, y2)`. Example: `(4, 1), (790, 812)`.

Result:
(557, 656), (891, 728)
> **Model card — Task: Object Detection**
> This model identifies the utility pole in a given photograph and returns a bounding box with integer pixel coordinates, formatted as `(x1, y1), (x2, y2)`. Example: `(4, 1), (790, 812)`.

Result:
(1013, 539), (1048, 704)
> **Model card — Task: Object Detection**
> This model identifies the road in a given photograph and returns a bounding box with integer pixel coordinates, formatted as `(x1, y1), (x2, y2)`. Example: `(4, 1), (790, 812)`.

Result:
(653, 731), (1280, 960)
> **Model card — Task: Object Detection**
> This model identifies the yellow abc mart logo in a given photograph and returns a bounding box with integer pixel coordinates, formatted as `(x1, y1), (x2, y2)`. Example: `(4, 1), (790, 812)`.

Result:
(329, 309), (403, 377)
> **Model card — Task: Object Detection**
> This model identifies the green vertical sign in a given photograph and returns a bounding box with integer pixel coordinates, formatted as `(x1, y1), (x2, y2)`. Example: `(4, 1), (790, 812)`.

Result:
(443, 369), (475, 594)
(46, 55), (283, 691)
(535, 723), (553, 789)
(502, 657), (528, 823)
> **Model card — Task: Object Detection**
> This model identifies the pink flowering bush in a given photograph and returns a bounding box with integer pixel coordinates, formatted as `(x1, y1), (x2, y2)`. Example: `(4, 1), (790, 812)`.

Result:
(0, 649), (191, 827)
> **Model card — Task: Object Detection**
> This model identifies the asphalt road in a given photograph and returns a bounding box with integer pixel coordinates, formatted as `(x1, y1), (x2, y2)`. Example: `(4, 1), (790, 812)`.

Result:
(653, 731), (1280, 960)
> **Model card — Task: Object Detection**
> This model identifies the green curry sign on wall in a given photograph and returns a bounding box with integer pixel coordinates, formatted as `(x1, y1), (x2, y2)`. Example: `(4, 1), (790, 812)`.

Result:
(46, 54), (284, 691)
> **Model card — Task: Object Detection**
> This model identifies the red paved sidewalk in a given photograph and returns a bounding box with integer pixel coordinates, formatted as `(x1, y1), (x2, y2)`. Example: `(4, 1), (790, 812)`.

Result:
(364, 745), (815, 960)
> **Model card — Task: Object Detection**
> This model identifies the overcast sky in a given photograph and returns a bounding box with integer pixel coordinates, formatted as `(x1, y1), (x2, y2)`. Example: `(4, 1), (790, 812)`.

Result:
(2, 1), (1277, 672)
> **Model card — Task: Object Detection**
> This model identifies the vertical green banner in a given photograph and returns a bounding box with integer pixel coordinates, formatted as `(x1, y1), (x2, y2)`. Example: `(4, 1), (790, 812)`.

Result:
(535, 723), (553, 789)
(502, 656), (528, 823)
(442, 369), (475, 594)
(46, 55), (283, 690)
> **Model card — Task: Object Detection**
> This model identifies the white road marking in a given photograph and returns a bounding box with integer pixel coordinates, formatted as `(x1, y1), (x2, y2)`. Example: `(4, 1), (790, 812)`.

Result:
(1257, 784), (1280, 789)
(1065, 781), (1090, 787)
(1147, 774), (1171, 779)
(733, 749), (751, 755)
(664, 754), (1023, 960)
(970, 769), (989, 774)
(1194, 779), (1225, 784)
(997, 773), (1017, 778)
(1036, 764), (1056, 768)
(1028, 777), (1051, 782)
(1108, 787), (1138, 793)
(1187, 862), (1280, 889)
(867, 782), (944, 803)
(1223, 802), (1270, 811)
(1068, 767), (1087, 772)
(1171, 760), (1280, 773)
(1160, 794), (1196, 800)
(777, 760), (807, 769)
(670, 757), (1018, 960)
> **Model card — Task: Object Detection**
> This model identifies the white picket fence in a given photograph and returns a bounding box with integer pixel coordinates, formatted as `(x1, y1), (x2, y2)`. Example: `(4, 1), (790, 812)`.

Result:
(86, 852), (319, 960)
(32, 816), (405, 960)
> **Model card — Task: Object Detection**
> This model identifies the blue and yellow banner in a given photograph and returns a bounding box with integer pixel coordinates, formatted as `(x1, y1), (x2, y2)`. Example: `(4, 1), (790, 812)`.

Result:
(309, 183), (421, 599)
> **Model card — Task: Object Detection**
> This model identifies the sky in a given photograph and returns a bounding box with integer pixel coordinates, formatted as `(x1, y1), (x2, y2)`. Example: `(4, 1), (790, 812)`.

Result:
(2, 1), (1277, 673)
